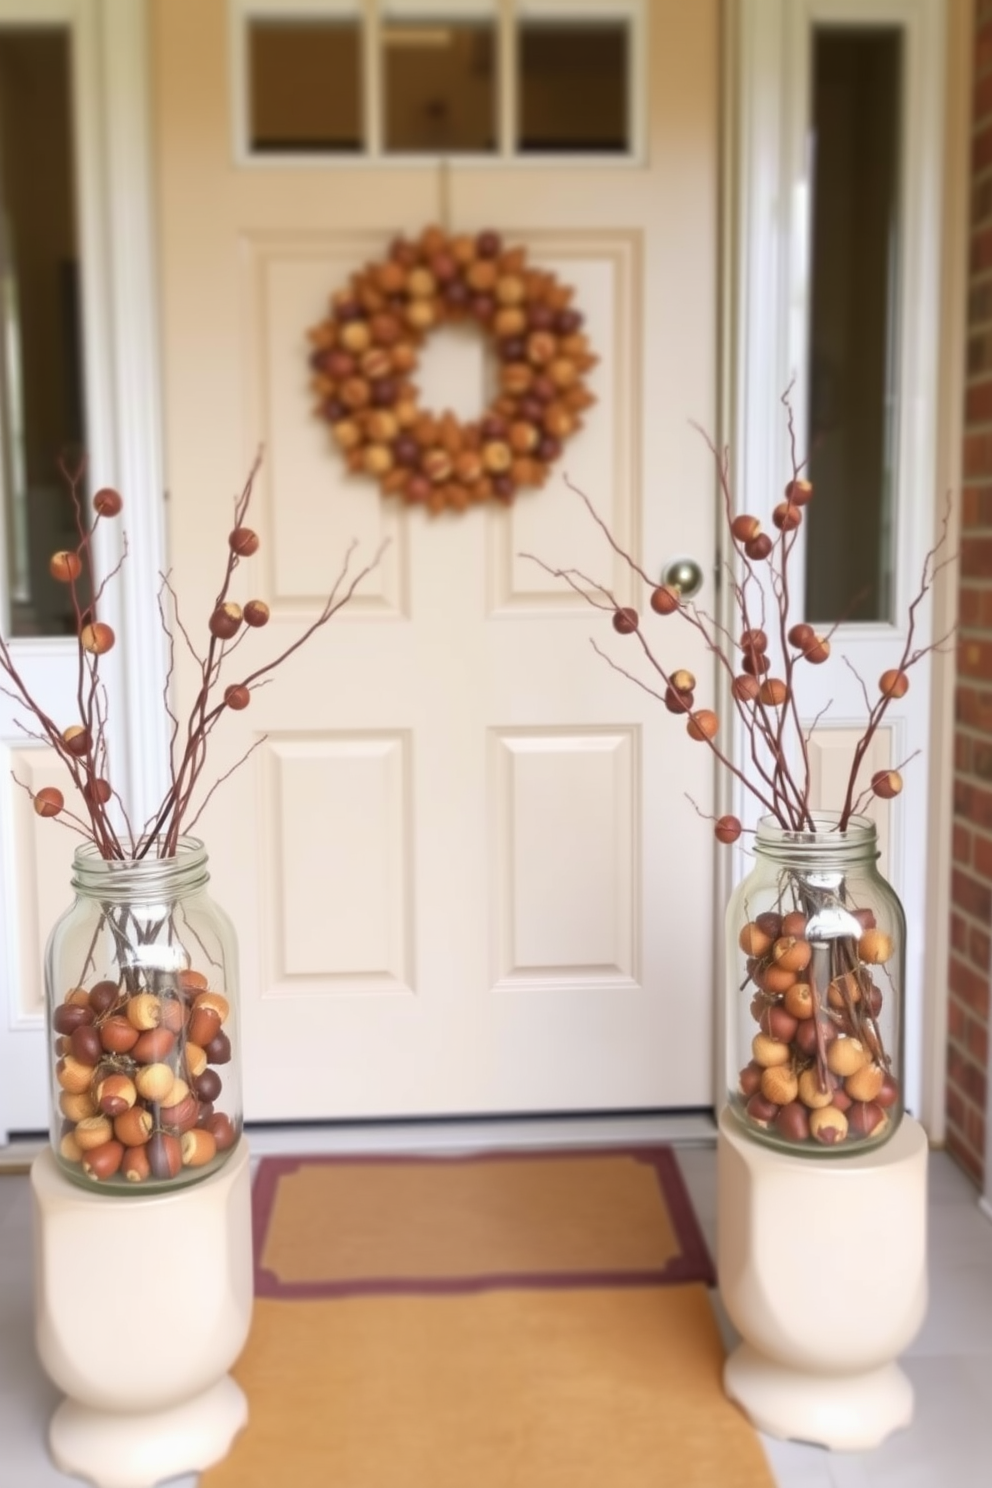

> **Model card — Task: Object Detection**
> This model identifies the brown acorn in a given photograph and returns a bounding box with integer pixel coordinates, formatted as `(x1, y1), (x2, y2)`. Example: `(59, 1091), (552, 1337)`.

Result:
(209, 603), (242, 640)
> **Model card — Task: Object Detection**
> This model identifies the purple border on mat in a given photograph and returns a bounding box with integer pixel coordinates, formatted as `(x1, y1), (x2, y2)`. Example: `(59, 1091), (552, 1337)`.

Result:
(251, 1146), (716, 1300)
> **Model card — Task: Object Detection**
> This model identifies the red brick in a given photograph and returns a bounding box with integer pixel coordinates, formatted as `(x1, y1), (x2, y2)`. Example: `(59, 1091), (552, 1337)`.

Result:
(957, 687), (992, 731)
(958, 733), (974, 772)
(965, 1102), (987, 1158)
(962, 535), (992, 575)
(949, 1043), (987, 1107)
(959, 637), (992, 678)
(967, 379), (992, 424)
(954, 823), (973, 865)
(967, 1014), (990, 1067)
(974, 741), (992, 780)
(954, 783), (992, 833)
(959, 586), (980, 626)
(947, 1078), (967, 1131)
(978, 20), (992, 77)
(949, 954), (992, 1018)
(949, 997), (967, 1041)
(960, 485), (992, 527)
(972, 227), (992, 276)
(968, 327), (992, 372)
(945, 1128), (983, 1187)
(952, 911), (970, 955)
(974, 830), (992, 880)
(972, 170), (992, 228)
(970, 923), (992, 972)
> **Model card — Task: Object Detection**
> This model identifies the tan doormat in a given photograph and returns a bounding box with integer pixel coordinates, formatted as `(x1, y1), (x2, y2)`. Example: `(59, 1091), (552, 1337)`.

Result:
(202, 1148), (774, 1488)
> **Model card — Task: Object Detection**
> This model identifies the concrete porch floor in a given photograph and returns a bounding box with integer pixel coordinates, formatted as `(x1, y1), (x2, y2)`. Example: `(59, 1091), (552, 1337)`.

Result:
(1, 1112), (991, 1488)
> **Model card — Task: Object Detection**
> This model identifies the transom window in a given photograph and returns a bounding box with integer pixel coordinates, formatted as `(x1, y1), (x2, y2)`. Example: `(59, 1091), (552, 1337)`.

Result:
(234, 1), (644, 162)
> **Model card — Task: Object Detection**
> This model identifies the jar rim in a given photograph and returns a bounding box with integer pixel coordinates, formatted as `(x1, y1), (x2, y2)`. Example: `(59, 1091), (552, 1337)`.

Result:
(71, 836), (210, 898)
(755, 811), (876, 844)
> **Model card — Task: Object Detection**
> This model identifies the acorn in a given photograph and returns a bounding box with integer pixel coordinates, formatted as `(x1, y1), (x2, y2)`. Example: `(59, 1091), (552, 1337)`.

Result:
(49, 550), (82, 583)
(745, 1094), (779, 1127)
(758, 679), (788, 707)
(772, 501), (802, 531)
(732, 674), (760, 703)
(33, 788), (64, 818)
(809, 1106), (849, 1145)
(745, 533), (773, 561)
(730, 515), (761, 543)
(650, 584), (680, 615)
(761, 1064), (799, 1106)
(751, 1033), (791, 1068)
(209, 603), (242, 640)
(879, 669), (910, 698)
(798, 1067), (837, 1109)
(848, 1101), (887, 1138)
(858, 928), (893, 963)
(774, 1101), (811, 1142)
(80, 622), (115, 655)
(827, 1038), (868, 1077)
(738, 1062), (763, 1098)
(872, 769), (903, 799)
(612, 607), (638, 635)
(228, 527), (259, 556)
(243, 599), (270, 628)
(62, 725), (92, 757)
(687, 710), (718, 741)
(82, 1140), (124, 1181)
(802, 634), (831, 664)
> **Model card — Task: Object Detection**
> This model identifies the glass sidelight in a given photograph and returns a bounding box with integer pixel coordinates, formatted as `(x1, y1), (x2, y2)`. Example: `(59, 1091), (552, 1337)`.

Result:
(0, 28), (89, 638)
(804, 28), (902, 626)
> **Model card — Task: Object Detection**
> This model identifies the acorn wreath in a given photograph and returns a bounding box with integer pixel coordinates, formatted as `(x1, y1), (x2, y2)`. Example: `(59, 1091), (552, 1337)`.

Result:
(307, 226), (597, 514)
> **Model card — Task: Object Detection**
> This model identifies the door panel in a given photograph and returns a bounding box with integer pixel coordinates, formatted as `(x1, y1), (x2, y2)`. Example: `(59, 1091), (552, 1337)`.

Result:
(152, 0), (719, 1119)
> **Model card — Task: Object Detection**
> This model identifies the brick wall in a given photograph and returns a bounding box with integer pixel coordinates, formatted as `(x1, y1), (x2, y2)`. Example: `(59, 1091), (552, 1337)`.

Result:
(948, 0), (992, 1186)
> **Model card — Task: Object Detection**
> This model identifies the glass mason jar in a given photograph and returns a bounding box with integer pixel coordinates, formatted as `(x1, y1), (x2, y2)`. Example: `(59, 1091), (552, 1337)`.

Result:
(45, 836), (242, 1192)
(725, 813), (904, 1156)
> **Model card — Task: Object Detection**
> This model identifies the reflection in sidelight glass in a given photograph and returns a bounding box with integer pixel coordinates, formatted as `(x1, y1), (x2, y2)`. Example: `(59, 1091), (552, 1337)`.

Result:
(383, 22), (495, 153)
(0, 30), (89, 638)
(518, 22), (628, 153)
(249, 21), (363, 152)
(804, 28), (902, 625)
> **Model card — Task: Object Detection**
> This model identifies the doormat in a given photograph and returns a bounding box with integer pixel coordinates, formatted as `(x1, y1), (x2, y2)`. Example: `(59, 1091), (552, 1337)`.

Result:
(201, 1147), (774, 1488)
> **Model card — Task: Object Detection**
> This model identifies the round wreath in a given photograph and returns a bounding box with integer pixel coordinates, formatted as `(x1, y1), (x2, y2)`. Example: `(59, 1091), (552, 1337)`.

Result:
(307, 226), (597, 514)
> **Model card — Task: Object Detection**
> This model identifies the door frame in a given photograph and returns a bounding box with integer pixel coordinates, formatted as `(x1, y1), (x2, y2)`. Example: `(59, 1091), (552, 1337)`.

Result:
(722, 0), (968, 1138)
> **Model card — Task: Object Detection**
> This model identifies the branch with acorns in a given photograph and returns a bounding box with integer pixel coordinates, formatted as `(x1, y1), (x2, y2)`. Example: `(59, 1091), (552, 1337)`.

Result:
(524, 406), (954, 845)
(1, 455), (384, 858)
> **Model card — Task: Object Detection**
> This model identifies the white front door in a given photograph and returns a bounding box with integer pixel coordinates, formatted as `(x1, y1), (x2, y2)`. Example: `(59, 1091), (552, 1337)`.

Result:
(151, 0), (721, 1121)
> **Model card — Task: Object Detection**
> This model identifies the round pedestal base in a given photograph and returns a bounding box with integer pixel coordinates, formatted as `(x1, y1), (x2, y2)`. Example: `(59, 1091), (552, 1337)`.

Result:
(717, 1108), (927, 1452)
(724, 1342), (914, 1451)
(49, 1373), (248, 1488)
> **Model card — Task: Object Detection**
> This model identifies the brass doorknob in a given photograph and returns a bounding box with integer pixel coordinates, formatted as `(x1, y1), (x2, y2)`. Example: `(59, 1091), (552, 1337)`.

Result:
(661, 557), (704, 598)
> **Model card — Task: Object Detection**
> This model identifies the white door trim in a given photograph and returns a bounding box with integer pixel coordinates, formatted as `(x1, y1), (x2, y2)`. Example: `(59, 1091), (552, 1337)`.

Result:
(0, 0), (168, 1139)
(725, 0), (956, 1135)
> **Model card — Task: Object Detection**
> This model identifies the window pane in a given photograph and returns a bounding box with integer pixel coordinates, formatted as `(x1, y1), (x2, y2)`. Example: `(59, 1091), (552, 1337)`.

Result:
(518, 22), (628, 153)
(0, 29), (89, 638)
(249, 21), (363, 152)
(383, 21), (495, 153)
(804, 29), (902, 625)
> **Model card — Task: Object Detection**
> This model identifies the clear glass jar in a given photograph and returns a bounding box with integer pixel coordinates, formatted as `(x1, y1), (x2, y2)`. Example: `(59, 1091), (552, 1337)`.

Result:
(725, 813), (904, 1156)
(45, 837), (242, 1191)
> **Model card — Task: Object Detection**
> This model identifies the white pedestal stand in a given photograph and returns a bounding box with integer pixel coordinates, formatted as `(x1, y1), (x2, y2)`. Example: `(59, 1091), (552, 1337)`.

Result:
(31, 1137), (253, 1488)
(717, 1108), (928, 1451)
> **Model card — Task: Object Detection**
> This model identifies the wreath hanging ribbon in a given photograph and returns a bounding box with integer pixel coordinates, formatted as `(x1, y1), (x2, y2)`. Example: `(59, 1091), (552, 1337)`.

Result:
(308, 226), (597, 514)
